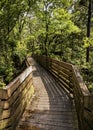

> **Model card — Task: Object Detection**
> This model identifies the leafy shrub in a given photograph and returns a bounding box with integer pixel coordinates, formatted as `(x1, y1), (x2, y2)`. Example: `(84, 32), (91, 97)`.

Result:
(0, 81), (6, 88)
(5, 67), (15, 84)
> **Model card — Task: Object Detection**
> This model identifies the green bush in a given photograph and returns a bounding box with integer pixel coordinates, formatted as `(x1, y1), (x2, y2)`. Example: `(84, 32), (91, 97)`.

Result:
(0, 81), (6, 88)
(88, 83), (93, 92)
(5, 67), (14, 84)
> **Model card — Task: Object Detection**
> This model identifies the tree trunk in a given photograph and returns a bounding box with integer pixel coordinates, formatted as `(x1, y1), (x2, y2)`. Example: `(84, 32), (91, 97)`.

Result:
(44, 12), (49, 56)
(86, 0), (91, 62)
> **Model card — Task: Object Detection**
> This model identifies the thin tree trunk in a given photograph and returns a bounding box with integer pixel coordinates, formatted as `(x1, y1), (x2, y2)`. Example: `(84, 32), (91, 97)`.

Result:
(86, 0), (91, 62)
(44, 13), (49, 56)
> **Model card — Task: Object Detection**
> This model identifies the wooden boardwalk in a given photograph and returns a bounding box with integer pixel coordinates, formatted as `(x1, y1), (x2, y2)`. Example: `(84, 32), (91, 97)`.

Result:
(16, 58), (79, 130)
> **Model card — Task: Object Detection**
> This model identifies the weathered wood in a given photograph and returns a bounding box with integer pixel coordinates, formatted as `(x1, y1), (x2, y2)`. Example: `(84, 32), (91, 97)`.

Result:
(0, 66), (34, 130)
(16, 58), (78, 130)
(83, 96), (93, 130)
(50, 58), (72, 70)
(84, 109), (93, 130)
(0, 118), (11, 130)
(0, 88), (7, 99)
(8, 74), (32, 107)
(71, 65), (93, 130)
(35, 55), (73, 98)
(6, 67), (32, 97)
(0, 75), (32, 120)
(33, 55), (93, 130)
(84, 96), (93, 111)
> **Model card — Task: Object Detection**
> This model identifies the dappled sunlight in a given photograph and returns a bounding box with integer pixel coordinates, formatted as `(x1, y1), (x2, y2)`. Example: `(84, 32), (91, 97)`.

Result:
(16, 58), (78, 130)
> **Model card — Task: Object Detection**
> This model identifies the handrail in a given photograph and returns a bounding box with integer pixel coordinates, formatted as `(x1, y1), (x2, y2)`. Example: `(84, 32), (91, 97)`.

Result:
(72, 66), (93, 130)
(26, 57), (32, 67)
(33, 54), (93, 130)
(0, 63), (34, 129)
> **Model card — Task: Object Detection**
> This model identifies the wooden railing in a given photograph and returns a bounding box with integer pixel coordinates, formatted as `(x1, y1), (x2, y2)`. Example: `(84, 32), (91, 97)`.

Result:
(33, 55), (93, 130)
(0, 63), (34, 130)
(72, 66), (93, 130)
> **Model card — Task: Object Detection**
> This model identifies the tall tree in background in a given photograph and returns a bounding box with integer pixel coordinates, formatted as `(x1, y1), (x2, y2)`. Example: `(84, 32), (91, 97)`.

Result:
(1, 0), (93, 86)
(0, 0), (37, 85)
(79, 0), (92, 62)
(86, 0), (92, 62)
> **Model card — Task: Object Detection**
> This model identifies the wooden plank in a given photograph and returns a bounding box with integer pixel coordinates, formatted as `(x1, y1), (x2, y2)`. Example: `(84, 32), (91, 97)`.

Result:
(72, 66), (90, 96)
(84, 109), (93, 128)
(0, 66), (33, 129)
(11, 86), (33, 129)
(58, 74), (70, 85)
(51, 58), (73, 70)
(7, 74), (32, 108)
(58, 78), (73, 93)
(0, 81), (33, 120)
(33, 55), (93, 130)
(0, 84), (33, 129)
(5, 66), (32, 98)
(49, 63), (72, 77)
(0, 88), (8, 100)
(0, 117), (11, 130)
(59, 70), (70, 80)
(49, 68), (72, 94)
(0, 108), (10, 120)
(10, 82), (33, 115)
(84, 96), (93, 111)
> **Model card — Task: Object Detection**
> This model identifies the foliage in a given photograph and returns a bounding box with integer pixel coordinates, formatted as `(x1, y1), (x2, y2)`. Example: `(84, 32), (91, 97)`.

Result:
(0, 81), (6, 88)
(88, 83), (93, 92)
(0, 0), (36, 86)
(83, 37), (93, 48)
(0, 0), (93, 91)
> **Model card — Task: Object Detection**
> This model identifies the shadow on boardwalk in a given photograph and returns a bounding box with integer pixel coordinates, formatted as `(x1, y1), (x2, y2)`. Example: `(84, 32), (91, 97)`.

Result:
(16, 58), (79, 130)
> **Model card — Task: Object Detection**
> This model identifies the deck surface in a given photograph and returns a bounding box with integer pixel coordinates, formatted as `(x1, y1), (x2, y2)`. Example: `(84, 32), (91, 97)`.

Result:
(16, 58), (79, 130)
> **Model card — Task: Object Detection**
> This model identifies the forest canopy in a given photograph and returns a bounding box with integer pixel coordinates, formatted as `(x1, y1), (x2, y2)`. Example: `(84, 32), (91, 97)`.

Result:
(0, 0), (93, 91)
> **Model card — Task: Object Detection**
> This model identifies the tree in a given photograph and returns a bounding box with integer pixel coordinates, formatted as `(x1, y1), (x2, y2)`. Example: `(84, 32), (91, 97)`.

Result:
(86, 0), (92, 62)
(79, 0), (92, 62)
(0, 0), (37, 85)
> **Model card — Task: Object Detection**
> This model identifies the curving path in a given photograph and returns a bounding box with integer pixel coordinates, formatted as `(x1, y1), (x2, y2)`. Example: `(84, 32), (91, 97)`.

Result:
(16, 58), (79, 130)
